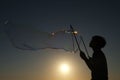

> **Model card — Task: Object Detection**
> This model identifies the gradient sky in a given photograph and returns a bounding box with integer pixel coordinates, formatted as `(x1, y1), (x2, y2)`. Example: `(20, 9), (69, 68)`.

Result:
(0, 0), (120, 80)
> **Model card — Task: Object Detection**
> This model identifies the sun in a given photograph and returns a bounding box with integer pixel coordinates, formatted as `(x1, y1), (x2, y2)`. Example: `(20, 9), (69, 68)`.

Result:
(60, 63), (70, 74)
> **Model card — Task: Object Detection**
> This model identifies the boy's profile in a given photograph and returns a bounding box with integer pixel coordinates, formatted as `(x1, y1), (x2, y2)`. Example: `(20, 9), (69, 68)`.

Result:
(80, 35), (108, 80)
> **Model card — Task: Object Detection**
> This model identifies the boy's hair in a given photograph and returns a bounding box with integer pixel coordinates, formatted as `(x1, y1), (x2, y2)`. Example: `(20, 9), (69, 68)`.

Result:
(92, 35), (106, 48)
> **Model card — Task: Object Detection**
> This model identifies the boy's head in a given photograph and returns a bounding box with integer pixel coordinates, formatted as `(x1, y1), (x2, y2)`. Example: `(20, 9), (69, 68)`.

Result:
(89, 35), (106, 49)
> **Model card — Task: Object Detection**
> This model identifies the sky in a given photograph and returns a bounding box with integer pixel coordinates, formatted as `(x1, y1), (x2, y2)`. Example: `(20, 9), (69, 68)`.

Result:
(0, 0), (120, 80)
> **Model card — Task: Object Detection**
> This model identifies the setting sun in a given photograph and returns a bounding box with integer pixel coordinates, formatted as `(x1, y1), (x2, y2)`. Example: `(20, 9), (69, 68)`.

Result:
(60, 63), (70, 74)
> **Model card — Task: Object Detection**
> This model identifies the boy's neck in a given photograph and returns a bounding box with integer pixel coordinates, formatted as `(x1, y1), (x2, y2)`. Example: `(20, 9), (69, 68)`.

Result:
(93, 48), (101, 52)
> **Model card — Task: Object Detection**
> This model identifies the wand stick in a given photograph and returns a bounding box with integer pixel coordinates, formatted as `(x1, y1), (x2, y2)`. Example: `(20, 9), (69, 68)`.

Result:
(80, 36), (90, 58)
(70, 25), (90, 58)
(70, 25), (81, 52)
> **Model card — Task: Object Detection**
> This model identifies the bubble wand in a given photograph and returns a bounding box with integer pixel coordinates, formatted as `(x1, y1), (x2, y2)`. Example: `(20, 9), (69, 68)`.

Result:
(70, 25), (90, 58)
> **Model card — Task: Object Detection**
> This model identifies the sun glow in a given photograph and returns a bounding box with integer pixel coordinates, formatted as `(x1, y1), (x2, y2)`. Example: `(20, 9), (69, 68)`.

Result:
(60, 63), (70, 74)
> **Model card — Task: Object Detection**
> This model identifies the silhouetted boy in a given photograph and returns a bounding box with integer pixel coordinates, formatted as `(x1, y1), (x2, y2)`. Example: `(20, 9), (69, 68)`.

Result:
(80, 35), (108, 80)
